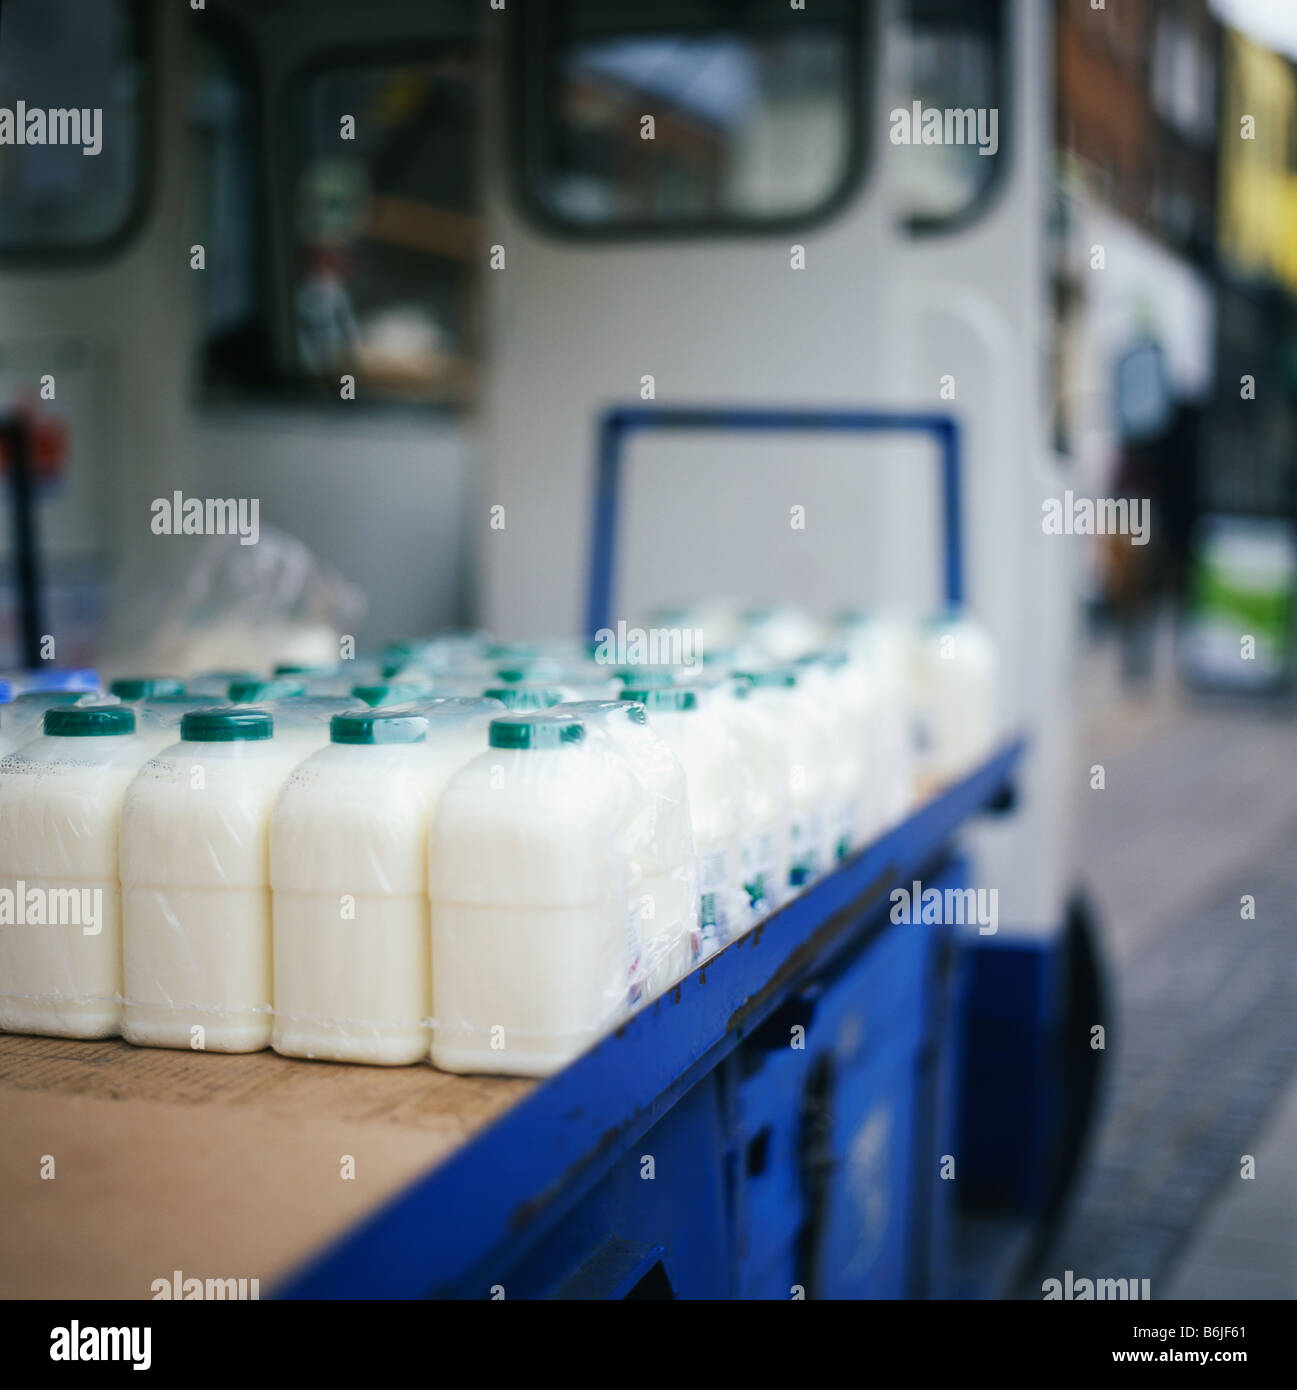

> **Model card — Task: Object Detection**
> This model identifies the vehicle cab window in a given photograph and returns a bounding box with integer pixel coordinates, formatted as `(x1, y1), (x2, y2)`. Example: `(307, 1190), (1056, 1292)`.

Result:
(514, 0), (865, 235)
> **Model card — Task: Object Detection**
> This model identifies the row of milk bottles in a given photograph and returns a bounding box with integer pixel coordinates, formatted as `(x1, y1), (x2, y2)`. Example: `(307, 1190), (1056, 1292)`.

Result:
(0, 607), (997, 1075)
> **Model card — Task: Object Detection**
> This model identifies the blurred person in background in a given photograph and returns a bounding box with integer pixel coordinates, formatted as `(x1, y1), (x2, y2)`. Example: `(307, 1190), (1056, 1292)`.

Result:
(1103, 336), (1203, 687)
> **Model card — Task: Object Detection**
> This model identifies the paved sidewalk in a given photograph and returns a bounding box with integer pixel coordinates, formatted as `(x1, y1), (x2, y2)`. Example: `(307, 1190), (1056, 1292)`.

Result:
(1023, 630), (1297, 1299)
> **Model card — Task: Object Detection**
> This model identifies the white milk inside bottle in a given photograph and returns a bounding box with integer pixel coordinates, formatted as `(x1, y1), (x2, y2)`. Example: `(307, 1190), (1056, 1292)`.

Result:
(833, 611), (917, 829)
(911, 612), (998, 787)
(821, 646), (885, 843)
(559, 699), (700, 998)
(738, 604), (824, 662)
(708, 678), (792, 923)
(793, 652), (865, 865)
(619, 685), (744, 955)
(429, 712), (633, 1076)
(120, 708), (289, 1052)
(271, 703), (497, 1064)
(0, 705), (149, 1038)
(734, 668), (831, 890)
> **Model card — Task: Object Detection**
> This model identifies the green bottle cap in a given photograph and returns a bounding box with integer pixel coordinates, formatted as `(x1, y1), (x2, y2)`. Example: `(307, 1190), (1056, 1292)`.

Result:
(330, 711), (429, 745)
(110, 676), (185, 700)
(619, 687), (697, 711)
(181, 708), (273, 742)
(44, 706), (136, 737)
(488, 715), (585, 750)
(229, 678), (307, 702)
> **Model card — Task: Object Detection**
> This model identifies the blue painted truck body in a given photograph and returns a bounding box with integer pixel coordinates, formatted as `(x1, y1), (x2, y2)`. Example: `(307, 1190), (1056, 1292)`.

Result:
(278, 738), (1055, 1299)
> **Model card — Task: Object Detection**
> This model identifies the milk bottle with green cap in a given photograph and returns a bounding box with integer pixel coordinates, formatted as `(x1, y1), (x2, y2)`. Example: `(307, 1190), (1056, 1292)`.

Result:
(109, 676), (185, 701)
(832, 611), (916, 828)
(271, 710), (433, 1064)
(793, 651), (864, 865)
(429, 712), (633, 1075)
(560, 699), (700, 997)
(271, 703), (497, 1064)
(620, 686), (744, 954)
(0, 705), (150, 1038)
(119, 708), (289, 1052)
(735, 669), (829, 889)
(709, 677), (792, 922)
(911, 612), (998, 787)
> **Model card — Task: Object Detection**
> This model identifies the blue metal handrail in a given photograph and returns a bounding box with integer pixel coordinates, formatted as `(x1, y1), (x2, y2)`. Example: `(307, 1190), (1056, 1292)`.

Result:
(585, 405), (965, 637)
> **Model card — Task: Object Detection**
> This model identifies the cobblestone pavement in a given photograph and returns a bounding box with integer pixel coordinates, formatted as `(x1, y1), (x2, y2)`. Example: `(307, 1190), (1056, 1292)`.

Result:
(1020, 631), (1297, 1299)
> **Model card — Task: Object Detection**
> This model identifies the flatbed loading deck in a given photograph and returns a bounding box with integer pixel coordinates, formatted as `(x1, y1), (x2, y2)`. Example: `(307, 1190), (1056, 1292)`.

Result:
(0, 740), (1025, 1300)
(0, 1036), (533, 1298)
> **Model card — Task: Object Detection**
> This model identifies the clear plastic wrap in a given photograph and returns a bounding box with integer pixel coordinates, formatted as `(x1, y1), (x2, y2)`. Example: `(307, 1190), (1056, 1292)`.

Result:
(911, 613), (998, 790)
(734, 669), (832, 890)
(244, 694), (356, 758)
(548, 665), (622, 700)
(270, 661), (384, 697)
(185, 669), (261, 698)
(106, 525), (363, 678)
(270, 702), (499, 1066)
(619, 686), (747, 958)
(0, 690), (89, 756)
(118, 708), (289, 1052)
(792, 653), (865, 867)
(428, 711), (636, 1077)
(832, 612), (918, 830)
(704, 679), (793, 925)
(131, 695), (229, 753)
(560, 700), (701, 1001)
(478, 681), (580, 710)
(736, 603), (825, 662)
(0, 706), (151, 1038)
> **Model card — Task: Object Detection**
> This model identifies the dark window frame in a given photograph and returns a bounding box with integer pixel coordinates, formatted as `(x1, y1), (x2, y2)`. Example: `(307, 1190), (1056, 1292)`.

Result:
(189, 8), (272, 406)
(900, 0), (1012, 239)
(0, 0), (155, 267)
(509, 0), (873, 242)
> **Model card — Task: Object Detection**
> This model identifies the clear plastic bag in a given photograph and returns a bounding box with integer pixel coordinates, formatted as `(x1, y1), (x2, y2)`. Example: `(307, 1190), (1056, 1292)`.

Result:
(702, 679), (793, 926)
(619, 686), (748, 959)
(106, 526), (364, 679)
(560, 700), (701, 1001)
